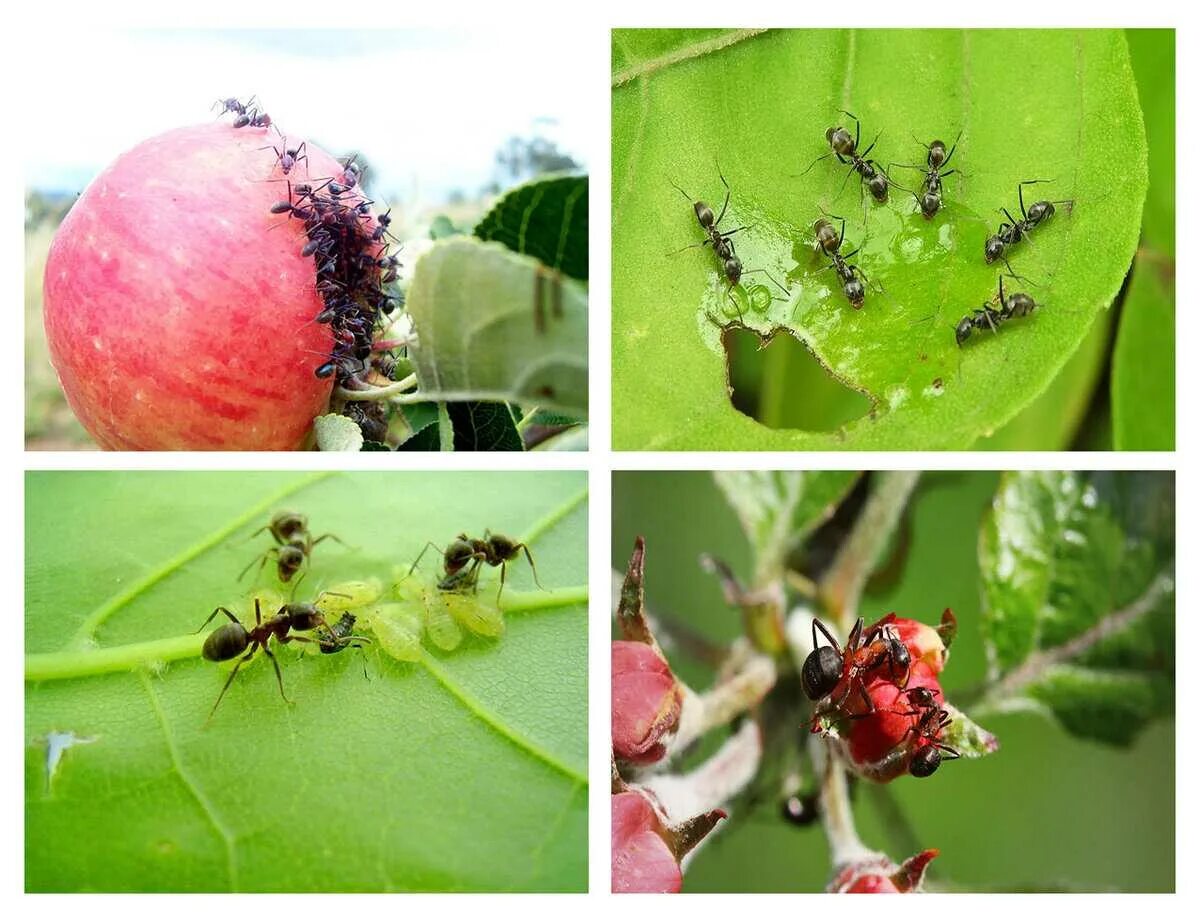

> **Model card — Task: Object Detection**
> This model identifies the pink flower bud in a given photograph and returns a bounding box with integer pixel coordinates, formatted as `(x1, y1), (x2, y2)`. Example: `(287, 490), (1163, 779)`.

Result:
(828, 849), (939, 893)
(871, 612), (949, 673)
(612, 641), (683, 765)
(611, 790), (726, 893)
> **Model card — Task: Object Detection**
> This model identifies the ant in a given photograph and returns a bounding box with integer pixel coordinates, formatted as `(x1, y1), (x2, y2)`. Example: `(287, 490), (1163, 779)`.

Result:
(194, 595), (342, 723)
(407, 531), (544, 602)
(808, 211), (873, 309)
(954, 274), (1040, 347)
(802, 616), (911, 712)
(669, 170), (788, 317)
(889, 689), (960, 778)
(251, 510), (308, 545)
(261, 132), (308, 176)
(212, 96), (256, 117)
(241, 519), (346, 584)
(800, 110), (894, 204)
(984, 180), (1075, 269)
(890, 131), (961, 219)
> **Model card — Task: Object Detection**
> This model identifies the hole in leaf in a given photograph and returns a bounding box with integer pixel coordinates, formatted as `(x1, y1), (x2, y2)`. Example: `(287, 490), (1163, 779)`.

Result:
(723, 324), (872, 431)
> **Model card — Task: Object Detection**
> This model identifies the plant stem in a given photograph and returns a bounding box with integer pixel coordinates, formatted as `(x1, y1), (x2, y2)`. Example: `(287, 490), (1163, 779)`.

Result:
(334, 373), (418, 401)
(27, 633), (205, 682)
(819, 471), (920, 632)
(811, 735), (873, 868)
(863, 783), (924, 861)
(502, 586), (588, 614)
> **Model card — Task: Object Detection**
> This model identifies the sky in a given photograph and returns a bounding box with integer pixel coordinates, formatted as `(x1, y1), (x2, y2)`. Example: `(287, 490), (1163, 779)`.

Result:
(23, 29), (589, 206)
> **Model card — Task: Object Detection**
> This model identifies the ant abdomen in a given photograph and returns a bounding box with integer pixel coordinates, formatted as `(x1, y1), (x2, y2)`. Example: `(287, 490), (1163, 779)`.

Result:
(203, 622), (249, 662)
(802, 645), (843, 701)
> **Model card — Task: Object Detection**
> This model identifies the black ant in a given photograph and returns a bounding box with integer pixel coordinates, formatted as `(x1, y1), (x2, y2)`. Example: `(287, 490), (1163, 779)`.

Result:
(890, 131), (961, 219)
(669, 170), (788, 317)
(408, 531), (544, 602)
(954, 274), (1040, 347)
(800, 110), (895, 204)
(212, 96), (256, 117)
(261, 132), (308, 176)
(984, 180), (1075, 269)
(241, 520), (346, 584)
(890, 691), (960, 778)
(802, 616), (911, 712)
(194, 595), (343, 723)
(807, 211), (873, 310)
(251, 510), (308, 545)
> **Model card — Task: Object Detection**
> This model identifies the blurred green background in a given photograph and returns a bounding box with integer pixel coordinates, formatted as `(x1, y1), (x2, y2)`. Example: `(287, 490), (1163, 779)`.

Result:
(723, 28), (1174, 450)
(613, 471), (1174, 892)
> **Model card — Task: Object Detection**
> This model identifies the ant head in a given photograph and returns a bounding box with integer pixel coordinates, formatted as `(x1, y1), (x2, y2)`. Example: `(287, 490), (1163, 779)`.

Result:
(272, 511), (306, 541)
(906, 686), (937, 708)
(694, 200), (715, 227)
(909, 744), (942, 778)
(276, 546), (306, 579)
(845, 278), (865, 308)
(828, 125), (854, 154)
(888, 636), (911, 669)
(984, 236), (1004, 264)
(802, 645), (843, 701)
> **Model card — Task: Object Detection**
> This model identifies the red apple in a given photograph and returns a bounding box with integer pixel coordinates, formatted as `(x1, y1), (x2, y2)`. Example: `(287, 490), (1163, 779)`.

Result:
(42, 121), (355, 449)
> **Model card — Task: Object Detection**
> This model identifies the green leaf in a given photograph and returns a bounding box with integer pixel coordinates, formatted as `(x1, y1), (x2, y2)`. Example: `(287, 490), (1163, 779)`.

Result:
(977, 471), (1174, 745)
(612, 29), (1147, 449)
(940, 702), (1000, 759)
(407, 238), (588, 419)
(475, 174), (589, 281)
(446, 401), (524, 451)
(396, 403), (441, 451)
(313, 413), (363, 452)
(1113, 29), (1175, 450)
(25, 471), (588, 891)
(711, 471), (859, 578)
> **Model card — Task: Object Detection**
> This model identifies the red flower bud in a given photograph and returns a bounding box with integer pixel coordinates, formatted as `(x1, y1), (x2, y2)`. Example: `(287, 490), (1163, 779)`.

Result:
(845, 662), (944, 771)
(870, 613), (949, 674)
(828, 849), (939, 893)
(612, 641), (683, 765)
(611, 790), (725, 893)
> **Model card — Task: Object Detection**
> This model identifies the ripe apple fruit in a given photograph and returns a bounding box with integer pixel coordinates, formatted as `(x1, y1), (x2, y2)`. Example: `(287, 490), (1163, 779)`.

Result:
(43, 121), (354, 450)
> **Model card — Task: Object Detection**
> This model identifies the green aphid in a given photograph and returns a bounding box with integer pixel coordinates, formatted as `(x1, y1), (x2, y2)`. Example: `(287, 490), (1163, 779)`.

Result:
(366, 603), (423, 663)
(316, 579), (382, 613)
(423, 600), (463, 651)
(442, 591), (504, 638)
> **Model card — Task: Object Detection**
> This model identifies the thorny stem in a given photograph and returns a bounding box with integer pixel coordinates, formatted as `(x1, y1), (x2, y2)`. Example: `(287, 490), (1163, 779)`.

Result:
(334, 373), (418, 401)
(819, 471), (920, 632)
(26, 585), (587, 683)
(976, 566), (1175, 710)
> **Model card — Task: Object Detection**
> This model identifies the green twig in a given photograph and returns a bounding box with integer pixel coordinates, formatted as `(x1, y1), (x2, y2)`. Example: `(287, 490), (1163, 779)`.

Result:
(502, 586), (588, 614)
(818, 471), (920, 632)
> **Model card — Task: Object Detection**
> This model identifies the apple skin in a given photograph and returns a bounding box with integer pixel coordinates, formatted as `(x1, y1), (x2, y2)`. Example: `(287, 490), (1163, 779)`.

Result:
(43, 121), (350, 450)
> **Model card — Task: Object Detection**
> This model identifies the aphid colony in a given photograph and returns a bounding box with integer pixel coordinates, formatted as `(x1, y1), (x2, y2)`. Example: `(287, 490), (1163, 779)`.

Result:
(673, 109), (1074, 347)
(215, 96), (403, 442)
(802, 611), (961, 779)
(194, 510), (542, 722)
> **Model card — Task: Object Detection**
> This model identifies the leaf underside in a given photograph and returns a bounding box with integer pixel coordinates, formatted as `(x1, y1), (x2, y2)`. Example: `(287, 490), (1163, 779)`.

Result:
(25, 471), (587, 891)
(407, 238), (588, 419)
(475, 173), (589, 282)
(612, 29), (1147, 449)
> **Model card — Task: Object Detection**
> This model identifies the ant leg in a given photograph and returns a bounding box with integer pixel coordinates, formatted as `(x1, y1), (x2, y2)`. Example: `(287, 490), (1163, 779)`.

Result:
(835, 165), (856, 201)
(667, 240), (711, 256)
(262, 643), (291, 704)
(406, 542), (444, 578)
(859, 131), (883, 159)
(812, 618), (843, 654)
(238, 549), (274, 583)
(740, 268), (790, 298)
(205, 645), (257, 725)
(935, 743), (961, 761)
(193, 606), (241, 634)
(846, 618), (865, 651)
(795, 150), (833, 177)
(725, 285), (745, 321)
(941, 130), (963, 168)
(254, 597), (263, 626)
(519, 543), (545, 590)
(310, 532), (350, 549)
(714, 174), (732, 227)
